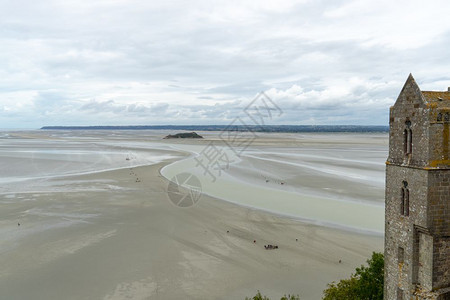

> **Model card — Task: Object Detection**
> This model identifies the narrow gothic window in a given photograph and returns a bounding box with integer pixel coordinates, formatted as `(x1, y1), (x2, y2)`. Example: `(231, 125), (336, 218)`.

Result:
(437, 113), (443, 122)
(401, 188), (405, 214)
(401, 181), (409, 216)
(404, 121), (412, 155)
(397, 288), (403, 300)
(445, 112), (450, 122)
(398, 247), (404, 264)
(407, 129), (412, 154)
(403, 129), (408, 154)
(405, 189), (409, 216)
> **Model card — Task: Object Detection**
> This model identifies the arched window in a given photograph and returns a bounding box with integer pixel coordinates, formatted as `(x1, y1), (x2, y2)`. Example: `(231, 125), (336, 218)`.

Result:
(401, 181), (409, 216)
(403, 129), (408, 154)
(404, 120), (412, 155)
(407, 129), (412, 155)
(445, 112), (450, 122)
(405, 189), (409, 216)
(437, 113), (443, 122)
(401, 188), (405, 214)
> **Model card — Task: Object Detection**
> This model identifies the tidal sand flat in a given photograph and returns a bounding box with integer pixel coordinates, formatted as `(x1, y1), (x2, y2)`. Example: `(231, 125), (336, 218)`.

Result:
(0, 130), (384, 299)
(161, 132), (386, 234)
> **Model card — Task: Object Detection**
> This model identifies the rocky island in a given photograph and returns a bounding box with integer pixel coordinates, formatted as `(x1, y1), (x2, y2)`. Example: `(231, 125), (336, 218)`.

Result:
(163, 132), (203, 139)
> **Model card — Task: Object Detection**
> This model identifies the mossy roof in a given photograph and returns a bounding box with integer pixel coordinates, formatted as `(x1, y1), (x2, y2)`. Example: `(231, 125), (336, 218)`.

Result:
(422, 91), (450, 108)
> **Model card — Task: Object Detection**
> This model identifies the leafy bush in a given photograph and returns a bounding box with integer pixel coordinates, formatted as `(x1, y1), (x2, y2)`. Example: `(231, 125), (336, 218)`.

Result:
(322, 252), (384, 300)
(244, 252), (383, 300)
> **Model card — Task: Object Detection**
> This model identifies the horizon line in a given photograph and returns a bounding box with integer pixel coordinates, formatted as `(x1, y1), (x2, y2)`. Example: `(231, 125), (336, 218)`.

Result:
(38, 124), (389, 133)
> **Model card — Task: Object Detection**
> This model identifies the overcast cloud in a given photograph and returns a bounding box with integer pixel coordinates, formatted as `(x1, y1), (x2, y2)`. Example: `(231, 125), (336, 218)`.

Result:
(1, 0), (450, 128)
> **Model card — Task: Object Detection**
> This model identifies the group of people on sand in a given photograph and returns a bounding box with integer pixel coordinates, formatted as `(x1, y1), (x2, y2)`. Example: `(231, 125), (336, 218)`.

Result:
(226, 230), (280, 250)
(264, 244), (278, 250)
(129, 168), (141, 182)
(261, 174), (285, 186)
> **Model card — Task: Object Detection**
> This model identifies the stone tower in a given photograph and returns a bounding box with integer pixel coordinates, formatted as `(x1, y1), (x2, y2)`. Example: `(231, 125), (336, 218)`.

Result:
(385, 74), (450, 300)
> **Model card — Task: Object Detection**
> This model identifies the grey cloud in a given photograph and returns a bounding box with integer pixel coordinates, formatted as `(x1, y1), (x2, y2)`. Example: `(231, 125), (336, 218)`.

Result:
(150, 103), (169, 112)
(1, 0), (450, 128)
(79, 100), (169, 116)
(33, 91), (70, 109)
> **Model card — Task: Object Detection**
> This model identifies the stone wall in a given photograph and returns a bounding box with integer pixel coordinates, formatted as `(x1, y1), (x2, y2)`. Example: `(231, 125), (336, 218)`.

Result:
(418, 232), (433, 290)
(385, 75), (449, 300)
(385, 165), (429, 299)
(428, 170), (450, 236)
(428, 122), (450, 168)
(433, 237), (450, 290)
(388, 77), (430, 167)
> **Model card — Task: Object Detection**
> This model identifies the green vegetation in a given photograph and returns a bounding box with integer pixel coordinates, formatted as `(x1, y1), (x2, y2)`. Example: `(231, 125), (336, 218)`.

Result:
(322, 252), (384, 300)
(245, 252), (383, 300)
(245, 291), (300, 300)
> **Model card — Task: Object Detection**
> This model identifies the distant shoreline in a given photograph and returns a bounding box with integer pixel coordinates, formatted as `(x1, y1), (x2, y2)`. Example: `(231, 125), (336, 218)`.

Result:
(40, 125), (389, 133)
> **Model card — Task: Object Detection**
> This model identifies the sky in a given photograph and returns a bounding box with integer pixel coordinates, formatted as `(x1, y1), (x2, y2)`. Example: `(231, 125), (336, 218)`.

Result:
(1, 0), (450, 128)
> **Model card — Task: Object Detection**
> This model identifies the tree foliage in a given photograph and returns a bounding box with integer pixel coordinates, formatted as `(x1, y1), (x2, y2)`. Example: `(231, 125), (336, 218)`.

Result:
(322, 252), (384, 300)
(245, 291), (270, 300)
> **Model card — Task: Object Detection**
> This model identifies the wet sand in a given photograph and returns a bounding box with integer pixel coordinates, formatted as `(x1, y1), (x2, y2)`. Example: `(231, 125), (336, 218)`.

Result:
(161, 132), (386, 234)
(0, 131), (385, 299)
